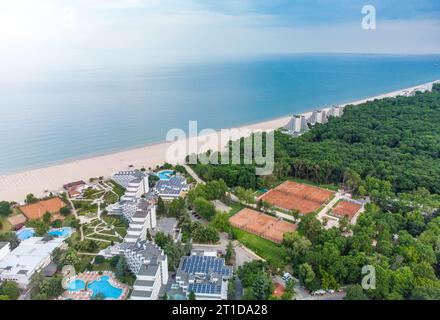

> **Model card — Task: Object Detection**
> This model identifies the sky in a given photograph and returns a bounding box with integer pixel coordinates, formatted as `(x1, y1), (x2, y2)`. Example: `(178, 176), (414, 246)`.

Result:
(0, 0), (440, 80)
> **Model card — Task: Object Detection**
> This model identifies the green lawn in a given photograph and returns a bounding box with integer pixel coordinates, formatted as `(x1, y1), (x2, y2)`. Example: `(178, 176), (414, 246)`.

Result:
(232, 227), (288, 269)
(72, 201), (98, 216)
(104, 192), (119, 205)
(0, 216), (12, 233)
(82, 188), (104, 200)
(228, 203), (245, 217)
(108, 181), (126, 197)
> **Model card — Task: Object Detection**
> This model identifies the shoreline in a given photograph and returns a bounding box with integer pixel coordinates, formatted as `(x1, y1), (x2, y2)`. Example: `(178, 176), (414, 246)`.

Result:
(1, 80), (439, 203)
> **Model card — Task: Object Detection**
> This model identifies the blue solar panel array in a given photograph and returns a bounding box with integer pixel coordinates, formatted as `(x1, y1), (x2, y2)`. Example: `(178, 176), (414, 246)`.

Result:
(156, 176), (187, 195)
(188, 283), (222, 295)
(181, 255), (232, 277)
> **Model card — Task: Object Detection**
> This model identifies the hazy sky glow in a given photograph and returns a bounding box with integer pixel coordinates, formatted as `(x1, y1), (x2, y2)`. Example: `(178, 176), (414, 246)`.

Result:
(1, 0), (440, 80)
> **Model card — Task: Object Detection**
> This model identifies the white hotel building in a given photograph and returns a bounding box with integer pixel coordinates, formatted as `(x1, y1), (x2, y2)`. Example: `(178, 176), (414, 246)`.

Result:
(122, 240), (169, 300)
(124, 199), (157, 243)
(0, 237), (65, 288)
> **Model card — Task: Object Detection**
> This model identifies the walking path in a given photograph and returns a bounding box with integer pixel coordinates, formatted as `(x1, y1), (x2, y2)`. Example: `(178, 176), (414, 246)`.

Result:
(183, 164), (205, 184)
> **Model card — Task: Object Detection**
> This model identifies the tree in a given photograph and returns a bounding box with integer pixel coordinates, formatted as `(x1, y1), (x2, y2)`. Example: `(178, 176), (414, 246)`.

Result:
(298, 263), (315, 289)
(27, 219), (49, 236)
(38, 276), (64, 298)
(60, 207), (71, 216)
(235, 187), (255, 204)
(0, 232), (19, 250)
(110, 255), (120, 268)
(0, 281), (20, 300)
(74, 240), (98, 253)
(281, 279), (295, 300)
(411, 285), (440, 300)
(283, 232), (312, 265)
(343, 170), (361, 192)
(61, 248), (80, 267)
(94, 255), (105, 265)
(157, 197), (166, 216)
(0, 201), (12, 217)
(191, 223), (220, 243)
(25, 193), (38, 204)
(168, 197), (186, 219)
(42, 212), (52, 224)
(225, 241), (235, 266)
(211, 213), (231, 232)
(115, 256), (129, 282)
(227, 277), (237, 300)
(33, 293), (48, 300)
(298, 215), (322, 243)
(193, 197), (216, 220)
(251, 274), (273, 300)
(51, 219), (63, 228)
(188, 291), (196, 300)
(345, 285), (368, 300)
(320, 266), (339, 290)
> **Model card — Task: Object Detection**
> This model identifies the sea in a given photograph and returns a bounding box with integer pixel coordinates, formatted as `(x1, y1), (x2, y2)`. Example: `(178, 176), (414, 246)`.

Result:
(1, 54), (440, 175)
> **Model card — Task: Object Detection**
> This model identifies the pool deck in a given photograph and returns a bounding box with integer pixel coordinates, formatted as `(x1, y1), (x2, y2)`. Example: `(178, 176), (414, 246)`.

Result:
(61, 271), (130, 300)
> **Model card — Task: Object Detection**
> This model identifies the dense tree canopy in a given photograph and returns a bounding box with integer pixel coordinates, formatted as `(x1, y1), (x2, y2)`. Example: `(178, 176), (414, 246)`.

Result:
(192, 85), (440, 194)
(191, 85), (440, 300)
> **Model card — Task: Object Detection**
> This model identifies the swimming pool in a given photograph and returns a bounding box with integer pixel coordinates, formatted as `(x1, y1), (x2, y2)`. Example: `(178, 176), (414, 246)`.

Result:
(156, 170), (174, 180)
(16, 228), (35, 241)
(168, 293), (187, 300)
(67, 276), (123, 299)
(48, 227), (73, 238)
(88, 276), (123, 299)
(68, 279), (86, 292)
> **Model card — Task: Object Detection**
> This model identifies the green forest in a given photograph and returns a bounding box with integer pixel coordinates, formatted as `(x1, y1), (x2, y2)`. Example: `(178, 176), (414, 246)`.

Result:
(191, 84), (440, 300)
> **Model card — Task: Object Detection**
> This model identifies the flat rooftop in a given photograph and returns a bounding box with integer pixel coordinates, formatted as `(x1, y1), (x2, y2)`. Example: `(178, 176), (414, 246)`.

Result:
(0, 237), (64, 278)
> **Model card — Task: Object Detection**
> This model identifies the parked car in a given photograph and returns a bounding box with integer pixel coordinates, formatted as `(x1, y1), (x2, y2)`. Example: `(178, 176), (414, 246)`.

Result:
(281, 272), (292, 282)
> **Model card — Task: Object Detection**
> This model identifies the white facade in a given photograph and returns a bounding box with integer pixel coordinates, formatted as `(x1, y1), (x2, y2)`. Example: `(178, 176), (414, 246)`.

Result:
(123, 240), (169, 300)
(0, 242), (10, 261)
(124, 200), (157, 243)
(0, 237), (65, 288)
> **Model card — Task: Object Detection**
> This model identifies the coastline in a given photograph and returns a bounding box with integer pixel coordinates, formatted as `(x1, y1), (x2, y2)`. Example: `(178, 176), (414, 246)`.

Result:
(1, 80), (439, 203)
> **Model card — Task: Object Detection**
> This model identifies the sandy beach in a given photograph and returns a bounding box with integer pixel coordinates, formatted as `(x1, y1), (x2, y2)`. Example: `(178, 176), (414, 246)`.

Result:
(0, 80), (438, 203)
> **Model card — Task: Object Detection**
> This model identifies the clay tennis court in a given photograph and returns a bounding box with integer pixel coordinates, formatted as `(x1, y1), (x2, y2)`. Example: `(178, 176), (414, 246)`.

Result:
(332, 201), (361, 219)
(20, 197), (67, 220)
(260, 181), (334, 215)
(229, 208), (297, 244)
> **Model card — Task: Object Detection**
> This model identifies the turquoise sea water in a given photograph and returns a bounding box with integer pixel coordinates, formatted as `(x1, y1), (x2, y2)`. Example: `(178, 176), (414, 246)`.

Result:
(1, 54), (440, 175)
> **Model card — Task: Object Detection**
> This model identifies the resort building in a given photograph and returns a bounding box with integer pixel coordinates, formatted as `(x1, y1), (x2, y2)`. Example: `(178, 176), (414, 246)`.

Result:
(284, 115), (309, 133)
(124, 199), (157, 243)
(107, 170), (151, 217)
(0, 237), (65, 288)
(112, 170), (149, 192)
(311, 110), (324, 124)
(154, 176), (188, 200)
(63, 180), (88, 198)
(7, 213), (27, 231)
(170, 250), (233, 300)
(119, 240), (169, 300)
